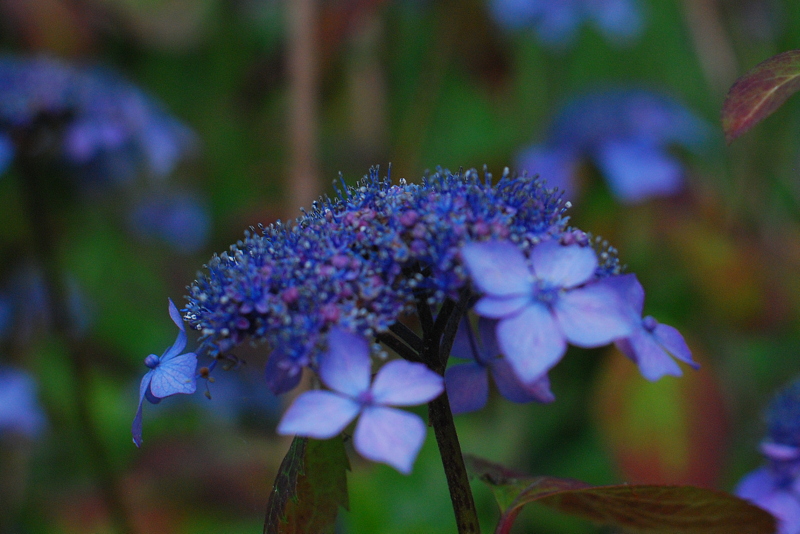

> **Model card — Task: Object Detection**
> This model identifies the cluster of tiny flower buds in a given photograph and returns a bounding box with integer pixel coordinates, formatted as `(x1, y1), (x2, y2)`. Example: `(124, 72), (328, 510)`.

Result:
(135, 166), (697, 473)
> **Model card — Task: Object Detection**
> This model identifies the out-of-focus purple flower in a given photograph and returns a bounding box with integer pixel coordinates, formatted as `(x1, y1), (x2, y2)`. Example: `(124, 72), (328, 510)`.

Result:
(128, 191), (210, 254)
(736, 378), (800, 534)
(609, 274), (698, 381)
(0, 55), (196, 184)
(517, 89), (709, 204)
(277, 328), (443, 474)
(461, 239), (633, 384)
(132, 298), (197, 447)
(445, 317), (554, 414)
(490, 0), (644, 47)
(0, 366), (46, 438)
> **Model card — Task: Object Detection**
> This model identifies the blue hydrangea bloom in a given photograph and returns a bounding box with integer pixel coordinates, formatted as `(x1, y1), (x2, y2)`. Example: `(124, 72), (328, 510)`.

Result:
(174, 166), (688, 473)
(0, 55), (195, 183)
(132, 298), (198, 447)
(0, 366), (46, 438)
(490, 0), (644, 47)
(461, 239), (633, 383)
(609, 274), (698, 381)
(736, 379), (800, 534)
(277, 328), (443, 474)
(185, 168), (574, 393)
(516, 89), (709, 203)
(445, 317), (554, 414)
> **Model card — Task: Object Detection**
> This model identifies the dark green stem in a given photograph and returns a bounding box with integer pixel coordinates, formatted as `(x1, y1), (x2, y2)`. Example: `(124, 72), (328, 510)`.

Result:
(16, 125), (135, 534)
(421, 294), (480, 534)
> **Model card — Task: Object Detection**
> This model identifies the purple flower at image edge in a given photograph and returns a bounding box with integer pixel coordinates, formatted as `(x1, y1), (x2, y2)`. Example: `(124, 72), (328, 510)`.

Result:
(132, 298), (198, 447)
(277, 328), (444, 474)
(0, 366), (46, 438)
(736, 465), (800, 534)
(445, 317), (554, 414)
(609, 274), (698, 381)
(461, 239), (633, 384)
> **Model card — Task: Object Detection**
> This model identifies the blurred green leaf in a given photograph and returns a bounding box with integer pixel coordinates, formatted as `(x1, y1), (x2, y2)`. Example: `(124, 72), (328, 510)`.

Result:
(466, 455), (775, 534)
(264, 436), (349, 534)
(722, 50), (800, 143)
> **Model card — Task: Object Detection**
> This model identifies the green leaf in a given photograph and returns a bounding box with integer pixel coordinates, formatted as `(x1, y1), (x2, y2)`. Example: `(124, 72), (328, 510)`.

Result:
(722, 50), (800, 143)
(466, 455), (776, 534)
(264, 437), (350, 534)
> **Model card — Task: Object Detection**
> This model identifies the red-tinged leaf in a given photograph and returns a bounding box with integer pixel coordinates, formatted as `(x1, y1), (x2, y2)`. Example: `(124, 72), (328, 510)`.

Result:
(466, 456), (776, 534)
(264, 436), (349, 534)
(594, 346), (728, 487)
(722, 50), (800, 143)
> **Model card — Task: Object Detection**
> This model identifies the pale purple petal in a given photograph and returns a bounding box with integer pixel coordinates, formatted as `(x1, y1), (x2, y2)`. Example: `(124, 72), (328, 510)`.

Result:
(595, 140), (683, 204)
(735, 466), (775, 502)
(496, 303), (566, 383)
(604, 273), (644, 316)
(760, 442), (800, 462)
(490, 359), (555, 404)
(531, 241), (597, 288)
(264, 350), (303, 395)
(450, 319), (477, 361)
(653, 323), (698, 368)
(318, 328), (372, 397)
(148, 352), (198, 397)
(354, 406), (426, 474)
(555, 282), (633, 347)
(616, 330), (682, 381)
(277, 390), (361, 439)
(370, 360), (443, 406)
(161, 299), (187, 362)
(461, 241), (533, 297)
(132, 369), (154, 447)
(476, 318), (500, 364)
(168, 298), (185, 331)
(445, 363), (489, 414)
(587, 0), (644, 41)
(474, 295), (531, 319)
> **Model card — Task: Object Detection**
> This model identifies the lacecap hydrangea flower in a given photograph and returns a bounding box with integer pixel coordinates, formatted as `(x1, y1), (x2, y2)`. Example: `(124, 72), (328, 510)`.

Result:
(135, 167), (696, 472)
(517, 88), (709, 204)
(736, 378), (800, 534)
(490, 0), (645, 47)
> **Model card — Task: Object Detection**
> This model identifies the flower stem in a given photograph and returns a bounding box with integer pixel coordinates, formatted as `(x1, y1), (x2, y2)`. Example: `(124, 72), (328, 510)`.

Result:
(422, 295), (480, 534)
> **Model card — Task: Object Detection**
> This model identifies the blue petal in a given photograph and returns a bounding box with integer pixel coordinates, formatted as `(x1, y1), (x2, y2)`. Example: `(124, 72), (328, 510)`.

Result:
(318, 328), (372, 397)
(490, 359), (555, 404)
(595, 140), (683, 203)
(264, 349), (304, 395)
(354, 406), (426, 474)
(534, 2), (581, 46)
(371, 360), (443, 406)
(604, 273), (644, 316)
(476, 318), (501, 365)
(496, 303), (566, 383)
(531, 240), (597, 288)
(161, 298), (187, 362)
(617, 329), (682, 381)
(445, 363), (489, 414)
(450, 318), (479, 361)
(653, 323), (698, 369)
(461, 241), (533, 297)
(554, 281), (633, 347)
(474, 295), (531, 319)
(277, 390), (361, 439)
(132, 369), (154, 447)
(148, 352), (197, 397)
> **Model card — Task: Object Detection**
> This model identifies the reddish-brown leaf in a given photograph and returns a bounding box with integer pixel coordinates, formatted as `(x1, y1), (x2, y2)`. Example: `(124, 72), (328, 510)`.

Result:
(723, 50), (800, 143)
(467, 456), (775, 534)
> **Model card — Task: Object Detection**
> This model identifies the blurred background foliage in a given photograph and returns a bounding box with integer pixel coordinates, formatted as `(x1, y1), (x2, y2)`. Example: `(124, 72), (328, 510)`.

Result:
(1, 0), (799, 532)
